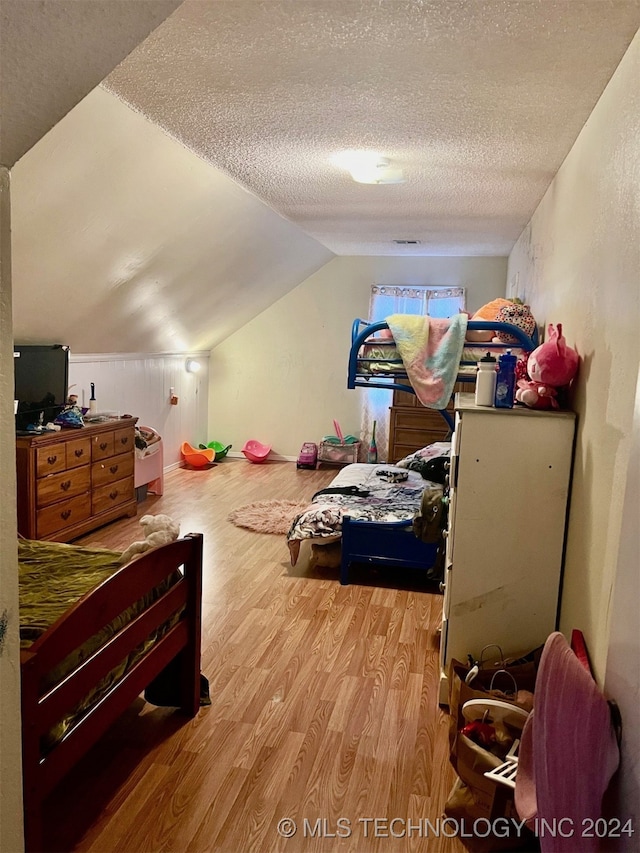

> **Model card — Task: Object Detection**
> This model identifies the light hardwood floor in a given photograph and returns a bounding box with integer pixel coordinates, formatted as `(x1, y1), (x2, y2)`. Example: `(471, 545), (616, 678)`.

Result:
(43, 459), (464, 853)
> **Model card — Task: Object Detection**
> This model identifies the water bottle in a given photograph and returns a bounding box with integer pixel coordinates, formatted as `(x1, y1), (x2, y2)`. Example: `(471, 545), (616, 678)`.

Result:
(474, 353), (497, 407)
(494, 350), (517, 409)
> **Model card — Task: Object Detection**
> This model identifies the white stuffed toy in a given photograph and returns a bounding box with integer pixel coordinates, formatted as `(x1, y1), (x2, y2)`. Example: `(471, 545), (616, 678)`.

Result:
(120, 514), (180, 564)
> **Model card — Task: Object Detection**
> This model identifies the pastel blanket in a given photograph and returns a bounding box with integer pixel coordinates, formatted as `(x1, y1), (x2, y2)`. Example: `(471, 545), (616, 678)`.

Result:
(385, 313), (469, 409)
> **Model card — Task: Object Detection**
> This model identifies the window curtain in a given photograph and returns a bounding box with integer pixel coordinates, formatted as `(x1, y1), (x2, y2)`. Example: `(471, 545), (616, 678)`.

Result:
(361, 286), (466, 463)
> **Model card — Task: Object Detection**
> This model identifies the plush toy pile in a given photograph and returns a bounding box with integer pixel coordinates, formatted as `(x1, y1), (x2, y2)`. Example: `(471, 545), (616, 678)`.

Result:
(466, 297), (536, 343)
(515, 323), (579, 409)
(120, 514), (180, 564)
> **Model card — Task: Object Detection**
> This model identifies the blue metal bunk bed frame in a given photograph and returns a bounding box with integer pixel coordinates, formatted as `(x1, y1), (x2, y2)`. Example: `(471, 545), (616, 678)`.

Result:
(337, 316), (538, 583)
(347, 318), (538, 431)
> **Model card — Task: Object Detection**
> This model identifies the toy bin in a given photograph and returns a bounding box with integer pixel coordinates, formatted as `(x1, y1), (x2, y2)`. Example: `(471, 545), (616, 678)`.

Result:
(317, 440), (360, 467)
(135, 426), (164, 495)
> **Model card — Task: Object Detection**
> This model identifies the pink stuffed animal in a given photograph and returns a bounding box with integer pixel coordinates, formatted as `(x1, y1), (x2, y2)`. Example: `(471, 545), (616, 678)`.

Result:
(515, 323), (579, 410)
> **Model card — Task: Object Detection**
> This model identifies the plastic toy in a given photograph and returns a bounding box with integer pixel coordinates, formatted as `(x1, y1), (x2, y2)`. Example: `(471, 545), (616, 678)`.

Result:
(368, 420), (378, 463)
(242, 439), (272, 463)
(322, 434), (359, 444)
(180, 441), (215, 467)
(515, 323), (579, 410)
(199, 441), (232, 460)
(297, 442), (318, 469)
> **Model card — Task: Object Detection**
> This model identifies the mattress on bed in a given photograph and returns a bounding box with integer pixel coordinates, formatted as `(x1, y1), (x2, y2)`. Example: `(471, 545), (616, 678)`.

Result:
(357, 341), (528, 377)
(287, 463), (439, 565)
(18, 539), (181, 753)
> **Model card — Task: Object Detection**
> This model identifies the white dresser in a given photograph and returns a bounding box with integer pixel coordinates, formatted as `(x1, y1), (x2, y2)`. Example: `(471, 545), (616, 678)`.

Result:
(439, 393), (576, 703)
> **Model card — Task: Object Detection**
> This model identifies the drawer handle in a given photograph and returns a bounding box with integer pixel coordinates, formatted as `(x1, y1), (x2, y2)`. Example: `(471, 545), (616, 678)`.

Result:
(74, 448), (84, 458)
(120, 437), (129, 445)
(47, 455), (58, 465)
(100, 442), (108, 451)
(61, 509), (71, 521)
(109, 464), (119, 474)
(60, 480), (71, 491)
(109, 490), (119, 501)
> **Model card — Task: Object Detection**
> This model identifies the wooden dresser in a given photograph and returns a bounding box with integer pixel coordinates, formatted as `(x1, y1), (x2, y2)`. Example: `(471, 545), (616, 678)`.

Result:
(16, 417), (138, 542)
(387, 384), (468, 463)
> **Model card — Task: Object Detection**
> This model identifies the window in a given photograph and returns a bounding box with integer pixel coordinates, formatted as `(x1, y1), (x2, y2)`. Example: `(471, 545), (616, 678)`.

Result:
(369, 285), (466, 321)
(361, 285), (466, 462)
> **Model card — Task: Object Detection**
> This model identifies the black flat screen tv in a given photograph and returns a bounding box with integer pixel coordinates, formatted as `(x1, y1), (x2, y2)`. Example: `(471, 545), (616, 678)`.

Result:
(14, 344), (69, 430)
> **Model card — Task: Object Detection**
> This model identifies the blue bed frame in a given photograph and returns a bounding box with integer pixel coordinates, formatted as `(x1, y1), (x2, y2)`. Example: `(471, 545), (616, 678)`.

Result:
(347, 318), (538, 430)
(337, 316), (537, 584)
(340, 515), (438, 585)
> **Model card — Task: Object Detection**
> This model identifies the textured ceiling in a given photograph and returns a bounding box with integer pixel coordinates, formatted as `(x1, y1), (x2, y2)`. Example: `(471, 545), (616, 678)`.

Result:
(0, 0), (182, 167)
(104, 0), (640, 256)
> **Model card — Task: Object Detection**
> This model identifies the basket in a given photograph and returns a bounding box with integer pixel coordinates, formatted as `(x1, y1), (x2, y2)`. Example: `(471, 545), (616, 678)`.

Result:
(317, 440), (360, 466)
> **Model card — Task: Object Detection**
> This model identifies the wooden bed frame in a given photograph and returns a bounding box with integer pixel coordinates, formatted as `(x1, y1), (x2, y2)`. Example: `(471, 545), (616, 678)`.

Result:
(20, 533), (203, 853)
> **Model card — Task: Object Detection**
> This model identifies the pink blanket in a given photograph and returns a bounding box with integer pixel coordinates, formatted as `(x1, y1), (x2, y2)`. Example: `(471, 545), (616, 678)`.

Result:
(385, 313), (468, 409)
(515, 632), (620, 852)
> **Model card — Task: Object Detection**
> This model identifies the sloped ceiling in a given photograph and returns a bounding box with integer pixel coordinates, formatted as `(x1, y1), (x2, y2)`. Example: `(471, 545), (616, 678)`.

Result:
(9, 1), (640, 353)
(0, 0), (183, 167)
(10, 87), (333, 353)
(104, 0), (640, 255)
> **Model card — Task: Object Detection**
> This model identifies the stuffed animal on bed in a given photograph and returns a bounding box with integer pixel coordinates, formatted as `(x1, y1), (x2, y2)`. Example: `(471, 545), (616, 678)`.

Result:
(515, 323), (579, 410)
(465, 297), (535, 344)
(119, 514), (180, 564)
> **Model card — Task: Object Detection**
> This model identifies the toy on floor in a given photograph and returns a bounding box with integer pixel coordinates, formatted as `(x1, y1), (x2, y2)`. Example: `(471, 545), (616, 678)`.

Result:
(181, 441), (215, 467)
(297, 442), (318, 469)
(322, 420), (359, 445)
(119, 514), (180, 564)
(242, 439), (271, 463)
(515, 323), (579, 410)
(199, 441), (232, 460)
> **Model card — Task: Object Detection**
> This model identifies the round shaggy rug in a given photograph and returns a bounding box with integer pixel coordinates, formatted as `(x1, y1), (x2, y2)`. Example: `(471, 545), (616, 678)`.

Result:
(227, 500), (309, 535)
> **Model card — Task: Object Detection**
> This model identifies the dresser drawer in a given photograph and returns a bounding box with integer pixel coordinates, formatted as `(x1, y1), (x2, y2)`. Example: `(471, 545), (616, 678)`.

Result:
(393, 409), (447, 431)
(36, 466), (91, 508)
(395, 425), (448, 446)
(92, 452), (134, 489)
(66, 436), (91, 469)
(92, 432), (115, 460)
(37, 494), (91, 538)
(36, 443), (67, 477)
(114, 428), (134, 455)
(92, 476), (134, 515)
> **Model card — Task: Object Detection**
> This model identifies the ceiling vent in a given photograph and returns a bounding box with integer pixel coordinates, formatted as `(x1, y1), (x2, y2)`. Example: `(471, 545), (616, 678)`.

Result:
(393, 239), (421, 245)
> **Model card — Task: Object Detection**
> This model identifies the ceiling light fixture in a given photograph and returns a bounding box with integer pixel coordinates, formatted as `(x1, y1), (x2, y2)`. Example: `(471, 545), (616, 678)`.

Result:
(332, 150), (405, 185)
(185, 359), (201, 373)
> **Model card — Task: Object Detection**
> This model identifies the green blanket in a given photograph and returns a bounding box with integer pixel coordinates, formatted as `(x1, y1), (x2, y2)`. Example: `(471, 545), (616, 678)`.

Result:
(18, 539), (123, 647)
(18, 539), (180, 753)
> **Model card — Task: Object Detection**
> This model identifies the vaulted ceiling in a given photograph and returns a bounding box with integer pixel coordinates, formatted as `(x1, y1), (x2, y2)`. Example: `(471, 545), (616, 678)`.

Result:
(0, 0), (183, 167)
(6, 1), (640, 352)
(104, 0), (640, 256)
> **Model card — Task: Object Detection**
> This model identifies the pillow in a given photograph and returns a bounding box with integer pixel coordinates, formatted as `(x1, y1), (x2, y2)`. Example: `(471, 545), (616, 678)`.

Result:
(466, 297), (513, 342)
(494, 303), (536, 343)
(395, 441), (451, 469)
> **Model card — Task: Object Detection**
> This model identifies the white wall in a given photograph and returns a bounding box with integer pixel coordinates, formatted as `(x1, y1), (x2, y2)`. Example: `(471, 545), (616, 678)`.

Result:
(0, 168), (24, 851)
(11, 86), (333, 355)
(603, 370), (640, 851)
(69, 352), (209, 468)
(507, 29), (640, 680)
(209, 255), (507, 458)
(507, 29), (639, 835)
